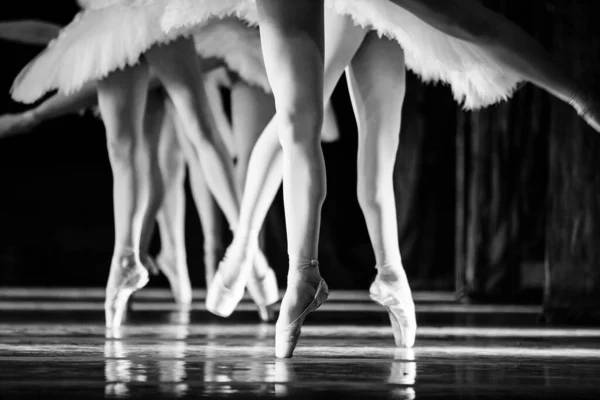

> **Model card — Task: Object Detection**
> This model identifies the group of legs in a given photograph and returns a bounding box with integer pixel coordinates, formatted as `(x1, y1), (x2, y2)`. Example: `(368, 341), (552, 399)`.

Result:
(0, 25), (284, 324)
(207, 0), (600, 358)
(4, 0), (600, 359)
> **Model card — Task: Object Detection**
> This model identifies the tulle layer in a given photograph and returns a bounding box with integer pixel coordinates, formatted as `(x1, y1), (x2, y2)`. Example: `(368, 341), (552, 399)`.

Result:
(11, 2), (176, 103)
(192, 19), (270, 93)
(162, 0), (523, 109)
(11, 3), (269, 103)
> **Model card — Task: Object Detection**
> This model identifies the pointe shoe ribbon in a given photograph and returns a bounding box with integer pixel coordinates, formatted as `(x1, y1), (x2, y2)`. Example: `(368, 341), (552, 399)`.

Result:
(369, 278), (416, 348)
(275, 279), (329, 359)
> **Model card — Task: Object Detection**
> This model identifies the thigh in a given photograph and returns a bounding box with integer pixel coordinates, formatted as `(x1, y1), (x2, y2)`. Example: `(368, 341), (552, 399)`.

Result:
(97, 62), (150, 139)
(256, 0), (325, 111)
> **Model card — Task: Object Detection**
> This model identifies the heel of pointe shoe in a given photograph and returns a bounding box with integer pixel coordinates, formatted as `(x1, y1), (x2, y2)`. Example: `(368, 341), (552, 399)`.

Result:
(205, 271), (245, 318)
(275, 279), (329, 358)
(369, 280), (416, 348)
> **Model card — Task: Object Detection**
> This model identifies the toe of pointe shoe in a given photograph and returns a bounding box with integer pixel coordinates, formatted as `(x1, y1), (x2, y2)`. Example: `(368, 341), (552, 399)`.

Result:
(205, 271), (245, 318)
(275, 333), (299, 359)
(388, 308), (417, 348)
(105, 266), (149, 328)
(369, 279), (416, 348)
(274, 279), (329, 359)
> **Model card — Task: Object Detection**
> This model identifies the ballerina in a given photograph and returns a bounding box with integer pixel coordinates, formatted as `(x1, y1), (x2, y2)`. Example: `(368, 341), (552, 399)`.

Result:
(7, 11), (283, 328)
(3, 15), (341, 326)
(157, 0), (600, 358)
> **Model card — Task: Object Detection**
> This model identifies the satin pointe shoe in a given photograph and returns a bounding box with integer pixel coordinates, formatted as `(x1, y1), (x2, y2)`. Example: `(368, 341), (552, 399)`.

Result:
(275, 260), (329, 358)
(155, 253), (193, 306)
(105, 250), (149, 329)
(369, 267), (417, 348)
(246, 267), (280, 322)
(205, 244), (254, 317)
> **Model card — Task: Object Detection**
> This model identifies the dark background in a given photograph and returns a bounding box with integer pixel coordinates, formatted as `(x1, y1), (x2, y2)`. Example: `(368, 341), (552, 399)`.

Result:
(1, 1), (597, 314)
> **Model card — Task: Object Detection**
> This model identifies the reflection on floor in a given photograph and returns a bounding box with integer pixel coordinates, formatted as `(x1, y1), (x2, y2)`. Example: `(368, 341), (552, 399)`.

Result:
(0, 289), (599, 399)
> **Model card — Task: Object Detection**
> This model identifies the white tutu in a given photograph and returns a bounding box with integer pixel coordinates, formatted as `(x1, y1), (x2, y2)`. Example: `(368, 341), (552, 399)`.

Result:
(192, 19), (270, 94)
(162, 0), (523, 109)
(11, 2), (269, 103)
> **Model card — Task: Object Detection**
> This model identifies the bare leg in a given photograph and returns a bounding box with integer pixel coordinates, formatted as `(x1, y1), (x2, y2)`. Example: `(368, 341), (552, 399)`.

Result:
(0, 81), (98, 139)
(346, 33), (415, 347)
(231, 81), (276, 193)
(167, 98), (224, 287)
(257, 0), (364, 358)
(225, 11), (367, 273)
(230, 79), (279, 320)
(154, 93), (192, 305)
(144, 38), (240, 228)
(137, 90), (167, 262)
(204, 68), (237, 163)
(98, 63), (160, 328)
(230, 79), (275, 274)
(390, 0), (600, 131)
(0, 20), (61, 45)
(209, 13), (366, 329)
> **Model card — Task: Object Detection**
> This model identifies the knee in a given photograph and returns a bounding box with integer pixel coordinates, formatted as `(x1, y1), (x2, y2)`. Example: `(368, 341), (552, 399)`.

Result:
(277, 103), (324, 149)
(356, 174), (391, 211)
(106, 130), (135, 163)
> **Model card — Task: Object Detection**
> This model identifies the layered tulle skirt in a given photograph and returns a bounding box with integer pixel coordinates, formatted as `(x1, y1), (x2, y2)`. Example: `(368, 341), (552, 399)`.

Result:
(13, 0), (523, 109)
(11, 2), (269, 103)
(160, 0), (523, 109)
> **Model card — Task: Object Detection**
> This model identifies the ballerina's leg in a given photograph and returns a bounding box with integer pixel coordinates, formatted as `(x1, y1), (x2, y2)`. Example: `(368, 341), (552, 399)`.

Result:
(0, 81), (98, 138)
(166, 97), (225, 287)
(225, 11), (367, 269)
(98, 62), (159, 328)
(144, 38), (241, 229)
(256, 0), (373, 357)
(0, 19), (61, 46)
(346, 32), (416, 347)
(389, 0), (600, 131)
(152, 90), (193, 306)
(206, 10), (367, 326)
(230, 79), (279, 318)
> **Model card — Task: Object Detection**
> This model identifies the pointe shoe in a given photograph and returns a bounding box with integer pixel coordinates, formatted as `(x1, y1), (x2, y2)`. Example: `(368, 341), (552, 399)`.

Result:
(275, 278), (329, 359)
(105, 254), (149, 329)
(369, 269), (417, 348)
(205, 269), (247, 317)
(246, 268), (280, 322)
(205, 243), (254, 318)
(155, 254), (193, 306)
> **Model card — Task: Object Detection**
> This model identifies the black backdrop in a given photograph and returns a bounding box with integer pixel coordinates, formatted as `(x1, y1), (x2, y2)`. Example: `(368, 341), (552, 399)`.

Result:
(0, 1), (567, 297)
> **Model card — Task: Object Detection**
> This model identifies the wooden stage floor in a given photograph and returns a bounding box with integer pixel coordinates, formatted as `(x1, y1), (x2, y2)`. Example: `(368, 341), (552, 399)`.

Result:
(0, 289), (599, 399)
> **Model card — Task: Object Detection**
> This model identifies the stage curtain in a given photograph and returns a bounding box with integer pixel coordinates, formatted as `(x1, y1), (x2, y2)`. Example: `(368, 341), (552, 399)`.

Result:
(454, 0), (552, 301)
(544, 0), (600, 323)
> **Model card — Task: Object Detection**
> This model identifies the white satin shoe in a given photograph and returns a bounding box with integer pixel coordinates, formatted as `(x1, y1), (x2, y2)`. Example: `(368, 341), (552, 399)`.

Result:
(369, 268), (417, 348)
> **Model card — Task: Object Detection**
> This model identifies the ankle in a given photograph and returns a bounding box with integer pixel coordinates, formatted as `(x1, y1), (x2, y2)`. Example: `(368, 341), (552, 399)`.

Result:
(113, 246), (138, 259)
(375, 263), (406, 280)
(287, 257), (321, 284)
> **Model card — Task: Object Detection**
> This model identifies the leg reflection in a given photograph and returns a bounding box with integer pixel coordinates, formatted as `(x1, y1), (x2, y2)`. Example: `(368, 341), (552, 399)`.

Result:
(158, 326), (189, 397)
(104, 340), (147, 398)
(388, 348), (417, 399)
